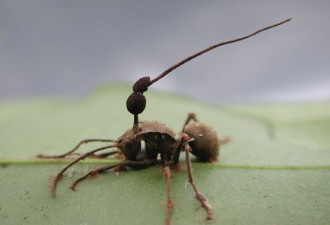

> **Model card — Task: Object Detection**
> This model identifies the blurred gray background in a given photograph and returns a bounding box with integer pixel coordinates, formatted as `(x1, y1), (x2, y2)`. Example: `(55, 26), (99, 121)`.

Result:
(0, 0), (329, 104)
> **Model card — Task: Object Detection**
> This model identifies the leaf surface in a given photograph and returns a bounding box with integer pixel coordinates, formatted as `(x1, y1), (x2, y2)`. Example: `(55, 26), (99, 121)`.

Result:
(0, 84), (329, 225)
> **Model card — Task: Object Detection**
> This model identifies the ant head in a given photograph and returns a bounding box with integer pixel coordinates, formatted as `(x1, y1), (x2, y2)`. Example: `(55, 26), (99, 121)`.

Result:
(117, 129), (141, 160)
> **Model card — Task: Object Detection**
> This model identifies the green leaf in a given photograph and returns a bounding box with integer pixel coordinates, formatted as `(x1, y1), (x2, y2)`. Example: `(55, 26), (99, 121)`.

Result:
(1, 84), (329, 225)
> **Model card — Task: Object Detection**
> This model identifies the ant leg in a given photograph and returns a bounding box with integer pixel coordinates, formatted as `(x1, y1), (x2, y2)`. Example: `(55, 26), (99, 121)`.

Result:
(182, 134), (213, 222)
(219, 137), (231, 145)
(163, 165), (174, 225)
(181, 112), (198, 132)
(50, 144), (117, 197)
(169, 112), (199, 163)
(89, 149), (122, 159)
(70, 160), (155, 191)
(37, 139), (116, 159)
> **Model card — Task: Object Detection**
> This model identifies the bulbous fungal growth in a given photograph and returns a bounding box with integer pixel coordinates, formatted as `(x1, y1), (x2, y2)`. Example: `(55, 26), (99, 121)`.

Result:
(126, 92), (146, 115)
(127, 76), (150, 118)
(184, 122), (220, 162)
(133, 76), (151, 93)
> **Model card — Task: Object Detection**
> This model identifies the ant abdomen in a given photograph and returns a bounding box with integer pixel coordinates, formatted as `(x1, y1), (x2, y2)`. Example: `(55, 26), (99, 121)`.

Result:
(184, 122), (220, 162)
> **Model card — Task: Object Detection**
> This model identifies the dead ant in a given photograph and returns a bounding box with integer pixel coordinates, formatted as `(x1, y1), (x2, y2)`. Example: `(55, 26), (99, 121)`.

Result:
(37, 18), (291, 225)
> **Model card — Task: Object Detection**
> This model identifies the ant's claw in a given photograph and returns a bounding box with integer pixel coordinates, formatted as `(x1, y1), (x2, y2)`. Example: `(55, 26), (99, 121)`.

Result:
(70, 186), (77, 191)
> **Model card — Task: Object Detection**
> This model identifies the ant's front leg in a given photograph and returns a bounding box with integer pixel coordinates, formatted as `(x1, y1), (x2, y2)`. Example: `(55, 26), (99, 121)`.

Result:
(37, 139), (116, 159)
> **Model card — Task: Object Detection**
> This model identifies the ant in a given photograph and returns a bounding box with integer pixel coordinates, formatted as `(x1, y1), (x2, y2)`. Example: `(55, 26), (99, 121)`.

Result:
(37, 18), (291, 225)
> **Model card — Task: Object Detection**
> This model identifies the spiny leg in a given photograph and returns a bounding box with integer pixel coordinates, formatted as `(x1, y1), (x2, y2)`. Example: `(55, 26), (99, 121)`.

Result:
(70, 160), (155, 191)
(50, 144), (117, 197)
(169, 113), (199, 165)
(181, 112), (198, 132)
(219, 137), (231, 145)
(89, 149), (121, 159)
(164, 165), (174, 225)
(37, 139), (116, 159)
(182, 134), (213, 222)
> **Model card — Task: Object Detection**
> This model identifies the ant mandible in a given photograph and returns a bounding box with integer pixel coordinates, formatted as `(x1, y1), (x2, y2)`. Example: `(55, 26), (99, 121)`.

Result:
(37, 18), (291, 225)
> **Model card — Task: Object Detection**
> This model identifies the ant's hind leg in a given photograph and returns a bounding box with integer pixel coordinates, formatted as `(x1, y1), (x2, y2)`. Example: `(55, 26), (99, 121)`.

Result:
(37, 139), (116, 159)
(181, 112), (198, 132)
(70, 160), (155, 191)
(219, 137), (231, 145)
(182, 134), (213, 222)
(163, 165), (174, 225)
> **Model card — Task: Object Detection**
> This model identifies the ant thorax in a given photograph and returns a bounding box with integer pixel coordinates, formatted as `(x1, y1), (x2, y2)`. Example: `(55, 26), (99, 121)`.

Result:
(118, 121), (177, 162)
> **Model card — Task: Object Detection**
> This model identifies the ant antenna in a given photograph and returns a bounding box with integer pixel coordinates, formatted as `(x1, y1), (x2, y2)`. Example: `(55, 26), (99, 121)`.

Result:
(126, 18), (292, 131)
